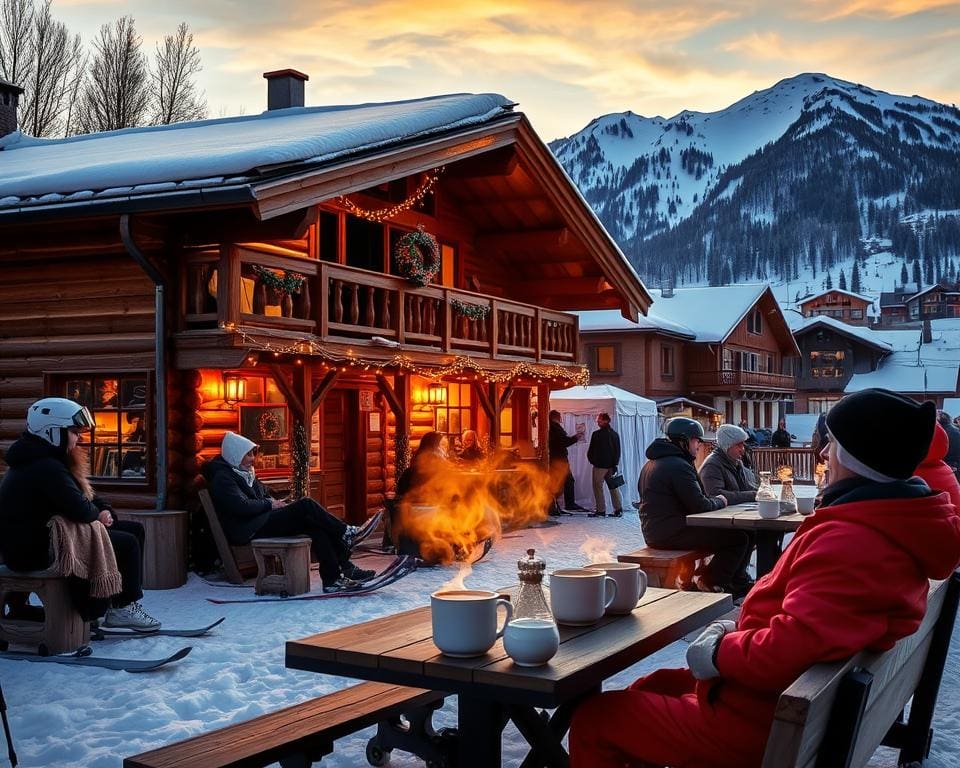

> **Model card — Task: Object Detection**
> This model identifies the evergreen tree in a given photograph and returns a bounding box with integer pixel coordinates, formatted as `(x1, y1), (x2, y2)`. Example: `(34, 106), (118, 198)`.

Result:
(912, 260), (922, 286)
(838, 269), (847, 290)
(900, 262), (909, 285)
(851, 261), (862, 293)
(826, 272), (833, 290)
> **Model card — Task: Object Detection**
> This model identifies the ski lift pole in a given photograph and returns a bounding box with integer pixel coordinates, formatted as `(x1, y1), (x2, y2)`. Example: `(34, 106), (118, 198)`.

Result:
(0, 680), (16, 767)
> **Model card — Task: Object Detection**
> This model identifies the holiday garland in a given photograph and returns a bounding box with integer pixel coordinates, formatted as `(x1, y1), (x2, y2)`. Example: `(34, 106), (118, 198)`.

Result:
(291, 421), (309, 500)
(394, 225), (440, 287)
(252, 264), (305, 296)
(450, 299), (490, 321)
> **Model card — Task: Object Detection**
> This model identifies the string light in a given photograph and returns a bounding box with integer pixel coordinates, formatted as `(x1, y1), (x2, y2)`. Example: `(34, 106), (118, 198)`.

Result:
(338, 167), (445, 223)
(220, 322), (590, 386)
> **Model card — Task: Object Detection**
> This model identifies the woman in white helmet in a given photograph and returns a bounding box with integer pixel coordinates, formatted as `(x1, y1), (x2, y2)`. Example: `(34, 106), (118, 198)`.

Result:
(0, 397), (161, 630)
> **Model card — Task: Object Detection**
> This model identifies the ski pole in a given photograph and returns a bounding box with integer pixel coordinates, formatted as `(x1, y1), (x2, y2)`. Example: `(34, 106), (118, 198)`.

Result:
(0, 680), (16, 767)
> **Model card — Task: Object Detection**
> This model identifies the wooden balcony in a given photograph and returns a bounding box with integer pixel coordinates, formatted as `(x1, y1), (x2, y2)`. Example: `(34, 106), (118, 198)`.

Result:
(687, 369), (795, 392)
(181, 248), (578, 364)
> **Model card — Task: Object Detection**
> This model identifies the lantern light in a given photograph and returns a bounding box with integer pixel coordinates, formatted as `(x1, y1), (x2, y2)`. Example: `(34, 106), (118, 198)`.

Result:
(427, 382), (447, 405)
(223, 372), (247, 404)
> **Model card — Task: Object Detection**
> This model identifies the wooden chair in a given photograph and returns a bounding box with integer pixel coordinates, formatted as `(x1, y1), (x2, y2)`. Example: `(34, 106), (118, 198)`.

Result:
(618, 547), (707, 588)
(761, 573), (960, 767)
(198, 488), (258, 584)
(124, 682), (449, 768)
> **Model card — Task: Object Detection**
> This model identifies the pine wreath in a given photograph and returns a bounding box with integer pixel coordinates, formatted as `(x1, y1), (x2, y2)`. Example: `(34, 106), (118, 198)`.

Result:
(252, 264), (305, 296)
(394, 225), (440, 287)
(258, 410), (283, 440)
(450, 299), (490, 321)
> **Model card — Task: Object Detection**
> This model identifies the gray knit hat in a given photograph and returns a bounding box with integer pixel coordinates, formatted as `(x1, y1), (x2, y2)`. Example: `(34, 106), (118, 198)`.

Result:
(716, 424), (749, 450)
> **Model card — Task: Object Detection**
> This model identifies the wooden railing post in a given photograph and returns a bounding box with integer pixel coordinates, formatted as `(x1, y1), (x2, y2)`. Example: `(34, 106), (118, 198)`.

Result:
(490, 301), (499, 358)
(217, 244), (240, 328)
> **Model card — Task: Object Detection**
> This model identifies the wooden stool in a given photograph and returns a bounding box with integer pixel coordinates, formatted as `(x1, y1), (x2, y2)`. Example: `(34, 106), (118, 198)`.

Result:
(117, 510), (188, 590)
(617, 547), (707, 588)
(250, 538), (311, 596)
(0, 566), (90, 655)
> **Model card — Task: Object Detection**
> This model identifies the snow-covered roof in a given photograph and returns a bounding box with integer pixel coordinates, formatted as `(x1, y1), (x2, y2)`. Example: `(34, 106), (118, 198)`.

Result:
(844, 318), (960, 394)
(0, 93), (514, 209)
(791, 315), (893, 353)
(798, 288), (874, 306)
(575, 309), (695, 338)
(646, 284), (768, 342)
(656, 396), (721, 414)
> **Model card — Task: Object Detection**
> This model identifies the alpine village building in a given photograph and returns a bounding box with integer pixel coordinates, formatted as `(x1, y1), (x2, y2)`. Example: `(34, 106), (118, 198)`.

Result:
(0, 72), (651, 544)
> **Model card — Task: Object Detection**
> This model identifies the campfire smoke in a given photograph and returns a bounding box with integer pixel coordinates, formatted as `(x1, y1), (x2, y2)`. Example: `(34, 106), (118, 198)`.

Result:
(395, 453), (563, 566)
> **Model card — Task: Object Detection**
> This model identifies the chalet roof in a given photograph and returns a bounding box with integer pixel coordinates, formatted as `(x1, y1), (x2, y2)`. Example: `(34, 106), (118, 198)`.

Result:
(575, 309), (695, 339)
(656, 397), (721, 414)
(879, 291), (909, 308)
(798, 288), (874, 306)
(0, 94), (513, 206)
(791, 315), (893, 353)
(845, 318), (960, 394)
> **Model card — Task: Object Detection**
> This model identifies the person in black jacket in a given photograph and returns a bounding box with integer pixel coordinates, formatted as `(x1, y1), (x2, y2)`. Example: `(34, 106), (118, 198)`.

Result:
(201, 432), (380, 592)
(771, 419), (794, 449)
(587, 412), (623, 517)
(937, 411), (960, 471)
(0, 397), (160, 629)
(548, 410), (586, 512)
(638, 418), (751, 595)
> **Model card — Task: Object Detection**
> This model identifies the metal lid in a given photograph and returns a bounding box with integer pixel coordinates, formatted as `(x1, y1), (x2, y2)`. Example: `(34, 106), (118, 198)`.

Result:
(518, 548), (546, 582)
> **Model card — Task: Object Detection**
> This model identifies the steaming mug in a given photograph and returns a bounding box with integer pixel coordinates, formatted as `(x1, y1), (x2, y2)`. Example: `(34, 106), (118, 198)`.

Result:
(549, 568), (617, 626)
(585, 562), (647, 614)
(431, 590), (513, 657)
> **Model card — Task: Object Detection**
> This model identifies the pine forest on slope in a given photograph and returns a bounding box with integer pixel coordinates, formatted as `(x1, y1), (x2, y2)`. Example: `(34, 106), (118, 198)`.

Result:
(549, 73), (960, 293)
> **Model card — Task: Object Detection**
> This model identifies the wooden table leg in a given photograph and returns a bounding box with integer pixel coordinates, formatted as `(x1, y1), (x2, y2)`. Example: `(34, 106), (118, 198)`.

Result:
(755, 531), (784, 578)
(458, 696), (506, 767)
(515, 686), (599, 768)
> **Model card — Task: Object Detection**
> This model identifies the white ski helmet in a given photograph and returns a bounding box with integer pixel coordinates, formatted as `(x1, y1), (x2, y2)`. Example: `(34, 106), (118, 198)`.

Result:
(26, 397), (94, 447)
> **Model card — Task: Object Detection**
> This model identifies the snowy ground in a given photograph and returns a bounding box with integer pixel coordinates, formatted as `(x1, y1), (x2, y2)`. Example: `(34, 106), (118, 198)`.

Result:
(1, 513), (957, 768)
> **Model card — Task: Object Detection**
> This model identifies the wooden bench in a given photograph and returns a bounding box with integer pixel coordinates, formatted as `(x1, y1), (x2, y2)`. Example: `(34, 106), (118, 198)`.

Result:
(251, 537), (311, 596)
(761, 572), (960, 767)
(124, 681), (449, 768)
(0, 550), (90, 656)
(618, 547), (707, 588)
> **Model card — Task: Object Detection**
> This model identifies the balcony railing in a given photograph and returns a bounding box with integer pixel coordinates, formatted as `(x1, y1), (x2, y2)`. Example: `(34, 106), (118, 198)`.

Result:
(182, 248), (578, 363)
(687, 369), (795, 390)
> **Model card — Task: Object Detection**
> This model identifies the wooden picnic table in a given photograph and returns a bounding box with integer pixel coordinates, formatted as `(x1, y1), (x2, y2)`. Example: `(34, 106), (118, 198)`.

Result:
(686, 503), (807, 577)
(286, 586), (731, 768)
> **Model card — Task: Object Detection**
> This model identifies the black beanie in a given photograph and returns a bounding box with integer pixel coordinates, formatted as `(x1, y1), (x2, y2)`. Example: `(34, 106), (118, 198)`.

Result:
(826, 388), (936, 481)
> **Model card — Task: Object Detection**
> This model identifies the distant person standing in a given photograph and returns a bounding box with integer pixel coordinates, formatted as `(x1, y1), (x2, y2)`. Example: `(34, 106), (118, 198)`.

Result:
(587, 412), (623, 517)
(937, 411), (960, 472)
(549, 410), (586, 513)
(771, 419), (794, 448)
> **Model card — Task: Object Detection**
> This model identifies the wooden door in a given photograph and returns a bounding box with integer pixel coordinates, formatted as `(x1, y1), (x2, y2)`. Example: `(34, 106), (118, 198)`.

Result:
(321, 389), (361, 521)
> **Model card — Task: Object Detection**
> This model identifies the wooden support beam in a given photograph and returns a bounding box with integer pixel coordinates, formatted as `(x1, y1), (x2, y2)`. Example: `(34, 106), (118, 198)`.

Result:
(487, 383), (501, 444)
(376, 374), (404, 421)
(472, 380), (496, 422)
(269, 364), (304, 419)
(499, 384), (514, 413)
(476, 228), (571, 254)
(310, 369), (339, 414)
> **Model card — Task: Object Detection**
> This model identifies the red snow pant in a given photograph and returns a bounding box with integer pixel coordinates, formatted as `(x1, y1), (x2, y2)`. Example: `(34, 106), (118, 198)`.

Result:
(569, 668), (772, 768)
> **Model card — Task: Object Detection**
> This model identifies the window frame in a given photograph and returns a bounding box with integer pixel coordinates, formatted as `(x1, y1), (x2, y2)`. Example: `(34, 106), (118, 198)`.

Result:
(660, 344), (675, 379)
(589, 343), (621, 376)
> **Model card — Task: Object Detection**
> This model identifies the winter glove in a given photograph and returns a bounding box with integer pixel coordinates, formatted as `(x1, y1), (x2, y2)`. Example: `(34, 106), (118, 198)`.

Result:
(686, 620), (736, 680)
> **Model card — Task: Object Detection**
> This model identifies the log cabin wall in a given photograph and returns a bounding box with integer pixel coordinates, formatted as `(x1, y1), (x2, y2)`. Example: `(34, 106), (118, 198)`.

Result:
(0, 252), (157, 510)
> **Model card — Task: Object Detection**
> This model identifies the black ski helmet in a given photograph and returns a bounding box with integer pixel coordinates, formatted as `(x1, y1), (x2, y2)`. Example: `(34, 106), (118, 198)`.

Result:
(665, 417), (704, 455)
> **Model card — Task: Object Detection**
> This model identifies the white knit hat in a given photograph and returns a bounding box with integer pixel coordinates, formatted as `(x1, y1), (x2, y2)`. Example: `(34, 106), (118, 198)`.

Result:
(716, 424), (749, 450)
(221, 431), (258, 468)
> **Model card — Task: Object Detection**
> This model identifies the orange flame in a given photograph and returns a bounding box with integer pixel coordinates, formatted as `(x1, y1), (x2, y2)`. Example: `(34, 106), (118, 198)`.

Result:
(395, 453), (562, 565)
(579, 536), (615, 564)
(776, 465), (793, 481)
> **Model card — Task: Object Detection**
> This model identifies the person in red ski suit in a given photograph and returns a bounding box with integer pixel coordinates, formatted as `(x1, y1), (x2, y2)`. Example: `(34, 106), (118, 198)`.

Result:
(916, 422), (960, 510)
(569, 388), (960, 768)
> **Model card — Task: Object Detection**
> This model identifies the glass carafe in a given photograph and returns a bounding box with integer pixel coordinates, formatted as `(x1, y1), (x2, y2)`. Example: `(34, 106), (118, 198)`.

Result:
(757, 471), (776, 501)
(514, 549), (555, 622)
(779, 478), (797, 514)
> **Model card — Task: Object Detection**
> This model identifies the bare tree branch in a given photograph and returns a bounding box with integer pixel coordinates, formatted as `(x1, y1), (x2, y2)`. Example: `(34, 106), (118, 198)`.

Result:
(0, 0), (35, 89)
(151, 21), (206, 125)
(76, 15), (149, 133)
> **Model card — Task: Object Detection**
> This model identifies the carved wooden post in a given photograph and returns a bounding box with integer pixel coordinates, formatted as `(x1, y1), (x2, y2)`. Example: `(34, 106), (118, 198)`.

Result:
(349, 283), (360, 325)
(333, 280), (344, 324)
(366, 286), (376, 327)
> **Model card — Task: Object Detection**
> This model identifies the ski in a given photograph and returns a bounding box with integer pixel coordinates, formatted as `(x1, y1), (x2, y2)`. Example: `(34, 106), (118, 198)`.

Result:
(207, 556), (418, 604)
(92, 617), (225, 640)
(0, 645), (192, 672)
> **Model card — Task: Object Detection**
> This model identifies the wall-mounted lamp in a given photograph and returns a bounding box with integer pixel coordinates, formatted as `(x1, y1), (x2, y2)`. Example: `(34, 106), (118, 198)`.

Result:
(223, 372), (247, 405)
(427, 382), (447, 405)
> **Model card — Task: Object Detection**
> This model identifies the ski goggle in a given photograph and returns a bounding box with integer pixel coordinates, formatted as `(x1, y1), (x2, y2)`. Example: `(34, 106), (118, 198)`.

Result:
(71, 407), (95, 430)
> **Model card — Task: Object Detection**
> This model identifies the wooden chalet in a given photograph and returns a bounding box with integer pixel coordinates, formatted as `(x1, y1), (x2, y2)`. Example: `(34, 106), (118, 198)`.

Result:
(0, 72), (650, 531)
(879, 281), (960, 326)
(797, 288), (873, 326)
(577, 284), (800, 431)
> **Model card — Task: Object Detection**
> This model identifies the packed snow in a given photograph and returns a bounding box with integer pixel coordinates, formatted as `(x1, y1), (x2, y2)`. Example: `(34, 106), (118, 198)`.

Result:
(1, 513), (957, 768)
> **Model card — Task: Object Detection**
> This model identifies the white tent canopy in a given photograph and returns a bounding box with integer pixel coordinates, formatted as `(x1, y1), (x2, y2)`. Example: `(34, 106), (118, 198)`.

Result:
(549, 385), (659, 510)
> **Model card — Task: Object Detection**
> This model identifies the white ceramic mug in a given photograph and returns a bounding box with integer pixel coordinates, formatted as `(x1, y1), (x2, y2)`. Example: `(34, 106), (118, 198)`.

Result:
(503, 618), (560, 667)
(431, 590), (513, 658)
(757, 499), (780, 519)
(585, 562), (647, 614)
(796, 495), (816, 515)
(549, 568), (617, 626)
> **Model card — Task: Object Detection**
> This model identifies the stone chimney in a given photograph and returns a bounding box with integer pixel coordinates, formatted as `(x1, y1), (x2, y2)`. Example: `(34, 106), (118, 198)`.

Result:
(0, 77), (24, 138)
(263, 69), (308, 110)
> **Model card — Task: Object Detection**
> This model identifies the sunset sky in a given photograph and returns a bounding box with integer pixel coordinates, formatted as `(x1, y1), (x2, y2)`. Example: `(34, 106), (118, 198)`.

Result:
(53, 0), (960, 140)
